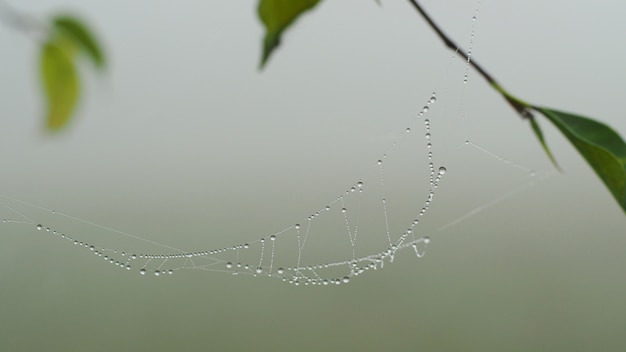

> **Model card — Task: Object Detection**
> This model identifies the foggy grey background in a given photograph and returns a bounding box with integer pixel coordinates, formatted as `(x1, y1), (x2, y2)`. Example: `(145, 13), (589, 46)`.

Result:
(1, 0), (626, 351)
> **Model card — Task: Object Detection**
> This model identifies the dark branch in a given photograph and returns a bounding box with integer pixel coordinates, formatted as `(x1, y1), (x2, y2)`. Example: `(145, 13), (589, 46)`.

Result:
(406, 0), (531, 119)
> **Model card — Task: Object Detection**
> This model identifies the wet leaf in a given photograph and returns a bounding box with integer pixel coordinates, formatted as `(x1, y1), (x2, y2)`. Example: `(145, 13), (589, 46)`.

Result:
(258, 0), (321, 68)
(537, 107), (626, 214)
(529, 116), (559, 170)
(53, 15), (105, 69)
(40, 39), (79, 131)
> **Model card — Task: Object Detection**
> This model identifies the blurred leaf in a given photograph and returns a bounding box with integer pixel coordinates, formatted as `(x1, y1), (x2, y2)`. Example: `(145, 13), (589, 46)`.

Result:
(529, 116), (560, 170)
(53, 15), (105, 69)
(40, 39), (80, 131)
(537, 107), (626, 214)
(258, 0), (321, 68)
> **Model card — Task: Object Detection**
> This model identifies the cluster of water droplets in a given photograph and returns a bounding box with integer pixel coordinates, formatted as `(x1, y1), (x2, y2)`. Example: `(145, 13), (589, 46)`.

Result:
(463, 2), (481, 84)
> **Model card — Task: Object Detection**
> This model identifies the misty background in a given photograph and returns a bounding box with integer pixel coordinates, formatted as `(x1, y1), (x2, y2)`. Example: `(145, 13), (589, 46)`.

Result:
(1, 0), (626, 351)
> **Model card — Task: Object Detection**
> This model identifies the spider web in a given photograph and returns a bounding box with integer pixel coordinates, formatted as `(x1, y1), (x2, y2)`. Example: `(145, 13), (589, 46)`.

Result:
(0, 0), (555, 286)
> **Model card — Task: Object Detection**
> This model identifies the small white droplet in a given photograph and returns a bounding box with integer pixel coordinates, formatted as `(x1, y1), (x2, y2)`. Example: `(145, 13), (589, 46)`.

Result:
(256, 267), (263, 274)
(430, 96), (437, 104)
(438, 166), (447, 175)
(36, 224), (43, 230)
(295, 224), (300, 230)
(325, 206), (330, 211)
(139, 269), (146, 275)
(226, 262), (233, 269)
(357, 181), (363, 188)
(472, 16), (477, 21)
(277, 268), (284, 274)
(341, 208), (347, 213)
(342, 276), (350, 284)
(406, 128), (411, 133)
(377, 160), (383, 165)
(423, 236), (431, 244)
(154, 270), (161, 276)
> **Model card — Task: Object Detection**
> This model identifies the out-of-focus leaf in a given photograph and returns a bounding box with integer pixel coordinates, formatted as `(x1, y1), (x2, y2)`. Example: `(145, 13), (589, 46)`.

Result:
(40, 40), (80, 131)
(53, 15), (105, 69)
(529, 116), (560, 170)
(537, 107), (626, 214)
(258, 0), (321, 68)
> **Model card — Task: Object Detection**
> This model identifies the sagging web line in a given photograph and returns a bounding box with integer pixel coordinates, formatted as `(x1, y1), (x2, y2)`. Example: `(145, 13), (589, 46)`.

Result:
(1, 91), (450, 286)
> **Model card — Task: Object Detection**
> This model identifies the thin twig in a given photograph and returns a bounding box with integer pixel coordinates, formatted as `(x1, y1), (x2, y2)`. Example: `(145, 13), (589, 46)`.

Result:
(407, 0), (531, 119)
(0, 0), (48, 40)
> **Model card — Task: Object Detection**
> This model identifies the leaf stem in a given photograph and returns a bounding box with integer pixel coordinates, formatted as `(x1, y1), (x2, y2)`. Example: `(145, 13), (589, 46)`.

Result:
(406, 0), (532, 119)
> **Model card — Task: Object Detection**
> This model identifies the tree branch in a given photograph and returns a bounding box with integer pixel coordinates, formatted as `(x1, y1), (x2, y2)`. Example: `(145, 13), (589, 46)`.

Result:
(407, 0), (532, 119)
(0, 0), (48, 40)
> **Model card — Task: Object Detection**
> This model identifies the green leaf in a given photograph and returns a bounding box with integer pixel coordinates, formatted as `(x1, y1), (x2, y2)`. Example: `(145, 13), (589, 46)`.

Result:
(40, 39), (80, 131)
(53, 15), (105, 69)
(258, 0), (321, 68)
(529, 116), (560, 170)
(536, 107), (626, 214)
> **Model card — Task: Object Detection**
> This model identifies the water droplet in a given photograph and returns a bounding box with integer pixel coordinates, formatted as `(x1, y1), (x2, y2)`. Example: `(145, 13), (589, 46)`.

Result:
(295, 224), (301, 230)
(341, 208), (347, 213)
(270, 235), (276, 241)
(426, 143), (432, 149)
(277, 267), (284, 274)
(154, 270), (161, 276)
(139, 269), (146, 275)
(244, 243), (249, 249)
(406, 128), (411, 133)
(168, 269), (173, 275)
(425, 132), (431, 139)
(422, 106), (429, 113)
(438, 166), (447, 175)
(423, 236), (431, 244)
(325, 206), (331, 211)
(465, 140), (470, 145)
(36, 224), (43, 230)
(256, 267), (263, 274)
(472, 15), (477, 21)
(377, 160), (383, 165)
(430, 96), (437, 104)
(342, 276), (350, 284)
(226, 262), (233, 269)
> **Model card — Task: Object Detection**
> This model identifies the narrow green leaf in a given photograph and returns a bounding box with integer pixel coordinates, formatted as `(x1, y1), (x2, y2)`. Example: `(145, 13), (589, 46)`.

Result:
(40, 40), (80, 131)
(537, 107), (626, 214)
(529, 116), (560, 170)
(258, 0), (321, 68)
(53, 15), (105, 69)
